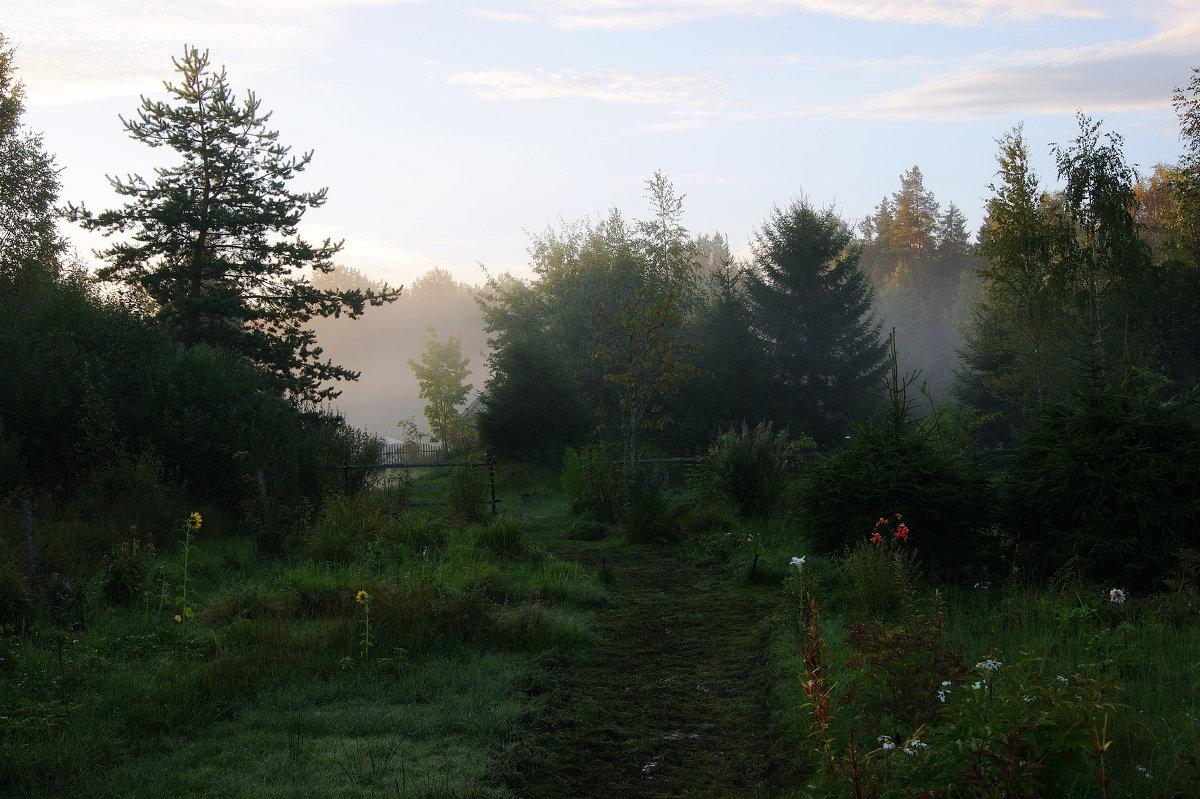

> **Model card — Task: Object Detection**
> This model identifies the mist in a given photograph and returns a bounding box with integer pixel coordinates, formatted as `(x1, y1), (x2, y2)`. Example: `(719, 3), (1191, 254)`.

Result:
(310, 266), (490, 437)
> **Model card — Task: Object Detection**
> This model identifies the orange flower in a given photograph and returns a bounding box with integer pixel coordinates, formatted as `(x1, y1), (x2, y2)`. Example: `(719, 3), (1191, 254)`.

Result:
(870, 531), (884, 544)
(876, 517), (888, 527)
(895, 524), (910, 542)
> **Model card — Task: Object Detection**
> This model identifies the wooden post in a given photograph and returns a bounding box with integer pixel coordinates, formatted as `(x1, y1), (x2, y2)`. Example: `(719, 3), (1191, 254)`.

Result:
(23, 499), (38, 590)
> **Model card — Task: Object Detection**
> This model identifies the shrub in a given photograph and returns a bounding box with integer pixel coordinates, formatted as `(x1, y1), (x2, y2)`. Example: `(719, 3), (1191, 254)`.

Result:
(691, 421), (811, 520)
(1006, 382), (1200, 588)
(796, 420), (994, 579)
(620, 469), (681, 543)
(842, 524), (918, 620)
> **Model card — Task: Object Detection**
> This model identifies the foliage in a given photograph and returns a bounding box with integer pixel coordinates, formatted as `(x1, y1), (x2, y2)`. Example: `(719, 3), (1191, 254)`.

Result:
(1006, 379), (1200, 587)
(0, 33), (64, 289)
(477, 328), (592, 462)
(595, 286), (700, 467)
(842, 524), (919, 620)
(745, 198), (887, 443)
(797, 339), (995, 578)
(67, 46), (398, 402)
(691, 420), (812, 520)
(448, 463), (490, 523)
(408, 326), (473, 450)
(559, 445), (622, 523)
(474, 514), (535, 560)
(303, 493), (391, 562)
(620, 469), (681, 543)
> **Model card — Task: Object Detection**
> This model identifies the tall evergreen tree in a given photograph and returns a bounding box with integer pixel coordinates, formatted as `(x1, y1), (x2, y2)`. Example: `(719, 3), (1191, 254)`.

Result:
(68, 46), (397, 402)
(746, 199), (886, 442)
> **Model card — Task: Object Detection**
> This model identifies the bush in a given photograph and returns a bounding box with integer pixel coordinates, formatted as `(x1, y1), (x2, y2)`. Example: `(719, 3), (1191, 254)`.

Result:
(691, 421), (811, 520)
(1006, 382), (1200, 588)
(796, 419), (994, 579)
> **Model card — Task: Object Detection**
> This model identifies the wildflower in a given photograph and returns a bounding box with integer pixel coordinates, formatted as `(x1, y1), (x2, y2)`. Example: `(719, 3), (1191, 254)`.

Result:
(976, 657), (1002, 672)
(941, 680), (953, 686)
(909, 740), (929, 750)
(882, 741), (896, 751)
(356, 590), (369, 604)
(1022, 695), (1035, 703)
(937, 689), (950, 703)
(188, 511), (202, 529)
(790, 556), (806, 571)
(870, 531), (884, 544)
(1136, 765), (1153, 780)
(894, 524), (909, 542)
(1109, 588), (1127, 605)
(173, 614), (182, 623)
(1056, 675), (1069, 684)
(903, 747), (917, 755)
(971, 681), (983, 690)
(876, 517), (888, 526)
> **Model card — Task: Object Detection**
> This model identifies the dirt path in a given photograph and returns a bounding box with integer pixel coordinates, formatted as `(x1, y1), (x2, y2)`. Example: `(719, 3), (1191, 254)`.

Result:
(513, 541), (790, 798)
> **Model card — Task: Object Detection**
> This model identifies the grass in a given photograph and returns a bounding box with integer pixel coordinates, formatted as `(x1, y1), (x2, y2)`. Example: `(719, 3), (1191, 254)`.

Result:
(3, 458), (1198, 798)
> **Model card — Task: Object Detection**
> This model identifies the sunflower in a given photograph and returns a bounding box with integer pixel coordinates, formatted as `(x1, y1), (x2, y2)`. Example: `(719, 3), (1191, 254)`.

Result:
(188, 511), (202, 529)
(356, 590), (369, 604)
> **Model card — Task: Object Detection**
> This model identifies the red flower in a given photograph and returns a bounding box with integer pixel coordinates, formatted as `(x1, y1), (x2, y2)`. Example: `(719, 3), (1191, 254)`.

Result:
(895, 524), (909, 542)
(876, 517), (888, 527)
(870, 531), (884, 544)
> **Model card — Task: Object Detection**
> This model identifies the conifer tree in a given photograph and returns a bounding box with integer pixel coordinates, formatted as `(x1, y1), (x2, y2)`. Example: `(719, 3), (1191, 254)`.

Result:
(68, 46), (397, 402)
(745, 199), (886, 442)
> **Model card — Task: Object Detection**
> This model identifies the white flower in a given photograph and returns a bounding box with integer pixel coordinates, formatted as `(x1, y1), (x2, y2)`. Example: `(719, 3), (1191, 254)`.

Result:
(903, 747), (917, 755)
(1109, 588), (1127, 605)
(1056, 675), (1069, 684)
(971, 681), (983, 690)
(937, 689), (950, 703)
(882, 741), (896, 750)
(1022, 694), (1035, 703)
(941, 680), (953, 686)
(790, 556), (806, 571)
(976, 658), (1003, 672)
(909, 739), (929, 750)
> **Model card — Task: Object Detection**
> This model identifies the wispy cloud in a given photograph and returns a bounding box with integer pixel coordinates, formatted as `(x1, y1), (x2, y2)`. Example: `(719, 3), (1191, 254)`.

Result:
(446, 68), (721, 106)
(830, 19), (1200, 119)
(468, 0), (1109, 32)
(6, 0), (423, 105)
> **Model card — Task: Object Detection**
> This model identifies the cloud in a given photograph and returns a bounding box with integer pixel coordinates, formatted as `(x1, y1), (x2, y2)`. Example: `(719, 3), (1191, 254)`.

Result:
(5, 0), (422, 105)
(468, 0), (1109, 31)
(831, 21), (1200, 119)
(446, 68), (721, 106)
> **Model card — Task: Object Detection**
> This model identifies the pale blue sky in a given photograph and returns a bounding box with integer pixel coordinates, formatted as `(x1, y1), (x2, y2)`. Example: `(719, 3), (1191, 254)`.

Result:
(6, 1), (1197, 288)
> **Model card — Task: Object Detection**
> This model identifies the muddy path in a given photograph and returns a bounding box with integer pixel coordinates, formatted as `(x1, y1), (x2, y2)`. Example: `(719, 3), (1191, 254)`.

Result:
(512, 540), (793, 798)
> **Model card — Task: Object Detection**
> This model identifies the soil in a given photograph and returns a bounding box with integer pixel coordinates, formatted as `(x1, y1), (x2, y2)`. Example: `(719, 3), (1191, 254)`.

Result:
(510, 537), (795, 799)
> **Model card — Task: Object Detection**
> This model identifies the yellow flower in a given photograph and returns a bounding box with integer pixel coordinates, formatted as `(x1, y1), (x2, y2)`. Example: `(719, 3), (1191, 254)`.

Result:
(188, 512), (202, 529)
(356, 590), (369, 604)
(173, 614), (182, 623)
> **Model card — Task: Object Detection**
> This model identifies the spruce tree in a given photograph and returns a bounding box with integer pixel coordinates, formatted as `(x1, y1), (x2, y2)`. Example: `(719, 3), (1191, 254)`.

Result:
(745, 199), (886, 442)
(68, 46), (397, 402)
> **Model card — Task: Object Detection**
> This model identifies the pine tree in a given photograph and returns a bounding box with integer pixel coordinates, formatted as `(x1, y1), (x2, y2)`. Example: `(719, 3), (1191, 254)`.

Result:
(746, 199), (886, 442)
(68, 46), (397, 402)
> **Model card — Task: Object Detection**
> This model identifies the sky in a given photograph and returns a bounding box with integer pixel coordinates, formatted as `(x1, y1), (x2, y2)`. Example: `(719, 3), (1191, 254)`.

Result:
(4, 0), (1198, 291)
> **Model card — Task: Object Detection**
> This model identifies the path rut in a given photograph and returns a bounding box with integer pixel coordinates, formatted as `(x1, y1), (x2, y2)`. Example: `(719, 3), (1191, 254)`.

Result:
(514, 542), (790, 798)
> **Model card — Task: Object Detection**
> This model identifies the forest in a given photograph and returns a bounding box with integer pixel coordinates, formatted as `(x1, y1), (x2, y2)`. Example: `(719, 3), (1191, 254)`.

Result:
(2, 30), (1199, 799)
